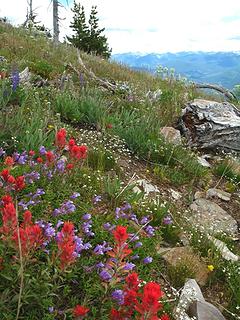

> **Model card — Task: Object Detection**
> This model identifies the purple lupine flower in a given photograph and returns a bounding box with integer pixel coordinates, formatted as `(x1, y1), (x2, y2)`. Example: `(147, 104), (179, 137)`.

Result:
(74, 236), (84, 256)
(36, 220), (45, 228)
(18, 200), (28, 210)
(129, 234), (139, 242)
(115, 207), (121, 219)
(121, 202), (131, 211)
(44, 224), (56, 238)
(64, 200), (76, 213)
(82, 213), (91, 220)
(134, 241), (143, 248)
(12, 152), (20, 162)
(143, 256), (153, 264)
(130, 213), (138, 223)
(123, 262), (135, 271)
(47, 171), (53, 180)
(70, 192), (80, 199)
(82, 221), (95, 237)
(93, 195), (102, 204)
(163, 215), (173, 225)
(100, 269), (112, 281)
(53, 208), (61, 216)
(0, 148), (5, 157)
(131, 254), (140, 260)
(94, 244), (105, 255)
(18, 152), (28, 165)
(48, 307), (54, 313)
(11, 69), (20, 91)
(111, 290), (125, 305)
(94, 242), (112, 255)
(96, 261), (105, 268)
(32, 188), (45, 198)
(56, 159), (65, 173)
(24, 171), (41, 184)
(145, 225), (155, 237)
(83, 242), (92, 250)
(56, 220), (64, 229)
(140, 216), (149, 225)
(103, 222), (116, 231)
(39, 146), (46, 155)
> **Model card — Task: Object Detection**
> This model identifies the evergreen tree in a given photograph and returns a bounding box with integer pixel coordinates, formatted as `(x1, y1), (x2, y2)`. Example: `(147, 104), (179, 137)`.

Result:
(67, 1), (111, 58)
(67, 2), (89, 52)
(88, 5), (111, 58)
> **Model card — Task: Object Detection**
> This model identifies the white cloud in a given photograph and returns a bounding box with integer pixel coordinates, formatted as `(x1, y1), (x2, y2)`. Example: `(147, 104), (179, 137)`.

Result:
(1, 0), (240, 53)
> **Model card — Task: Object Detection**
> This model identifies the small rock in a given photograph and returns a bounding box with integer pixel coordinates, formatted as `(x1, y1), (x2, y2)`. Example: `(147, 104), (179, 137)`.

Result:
(174, 279), (205, 320)
(194, 191), (206, 200)
(132, 186), (142, 194)
(161, 246), (209, 286)
(207, 235), (239, 262)
(197, 155), (211, 167)
(179, 232), (190, 246)
(190, 198), (238, 237)
(206, 188), (231, 201)
(134, 179), (159, 196)
(19, 67), (31, 85)
(174, 279), (226, 320)
(170, 188), (182, 200)
(188, 301), (226, 320)
(160, 127), (182, 145)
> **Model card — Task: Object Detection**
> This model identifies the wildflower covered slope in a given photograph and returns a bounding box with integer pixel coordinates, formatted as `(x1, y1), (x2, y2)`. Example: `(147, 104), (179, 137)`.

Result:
(0, 21), (240, 320)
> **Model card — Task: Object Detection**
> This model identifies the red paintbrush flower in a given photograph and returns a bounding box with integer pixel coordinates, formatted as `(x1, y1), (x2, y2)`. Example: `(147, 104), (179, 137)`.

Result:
(72, 305), (89, 318)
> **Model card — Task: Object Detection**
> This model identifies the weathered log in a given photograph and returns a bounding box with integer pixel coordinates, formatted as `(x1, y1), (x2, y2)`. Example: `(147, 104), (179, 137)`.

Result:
(178, 99), (240, 152)
(66, 50), (117, 93)
(194, 83), (237, 101)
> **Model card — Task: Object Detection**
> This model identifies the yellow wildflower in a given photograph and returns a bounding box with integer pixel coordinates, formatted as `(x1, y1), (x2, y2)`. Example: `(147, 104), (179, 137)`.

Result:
(207, 264), (214, 272)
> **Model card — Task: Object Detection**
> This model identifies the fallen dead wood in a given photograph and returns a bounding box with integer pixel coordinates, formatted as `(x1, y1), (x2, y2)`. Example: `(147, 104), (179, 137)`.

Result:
(65, 50), (117, 93)
(194, 83), (237, 101)
(178, 99), (240, 152)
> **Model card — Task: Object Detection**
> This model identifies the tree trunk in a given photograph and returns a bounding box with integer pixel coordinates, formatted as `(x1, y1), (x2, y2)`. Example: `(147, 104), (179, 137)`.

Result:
(53, 0), (59, 43)
(29, 0), (33, 21)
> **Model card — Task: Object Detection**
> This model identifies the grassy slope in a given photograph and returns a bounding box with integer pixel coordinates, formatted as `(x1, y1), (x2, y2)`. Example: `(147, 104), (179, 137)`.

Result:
(0, 22), (240, 319)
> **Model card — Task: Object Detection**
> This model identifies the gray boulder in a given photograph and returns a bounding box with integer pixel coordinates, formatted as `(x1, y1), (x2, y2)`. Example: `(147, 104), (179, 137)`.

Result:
(190, 198), (238, 237)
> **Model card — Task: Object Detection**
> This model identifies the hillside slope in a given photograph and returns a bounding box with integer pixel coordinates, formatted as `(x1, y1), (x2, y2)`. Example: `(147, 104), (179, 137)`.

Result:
(0, 22), (239, 320)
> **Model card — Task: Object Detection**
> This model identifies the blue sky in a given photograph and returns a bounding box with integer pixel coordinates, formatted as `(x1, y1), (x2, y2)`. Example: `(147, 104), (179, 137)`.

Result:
(1, 0), (240, 54)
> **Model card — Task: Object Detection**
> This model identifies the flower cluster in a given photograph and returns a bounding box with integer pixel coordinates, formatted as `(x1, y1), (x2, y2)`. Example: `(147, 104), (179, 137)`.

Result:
(0, 198), (44, 256)
(115, 203), (156, 237)
(0, 169), (25, 192)
(111, 272), (170, 320)
(55, 221), (91, 269)
(12, 210), (44, 256)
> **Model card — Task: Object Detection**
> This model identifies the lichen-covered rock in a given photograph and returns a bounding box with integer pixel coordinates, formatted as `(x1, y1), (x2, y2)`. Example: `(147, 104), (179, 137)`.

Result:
(190, 198), (238, 237)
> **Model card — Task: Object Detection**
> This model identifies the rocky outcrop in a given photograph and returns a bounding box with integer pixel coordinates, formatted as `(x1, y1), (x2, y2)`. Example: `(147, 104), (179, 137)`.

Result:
(190, 198), (238, 237)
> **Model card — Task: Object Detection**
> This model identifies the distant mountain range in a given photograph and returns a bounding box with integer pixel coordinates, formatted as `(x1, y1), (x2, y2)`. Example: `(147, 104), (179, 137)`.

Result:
(112, 52), (240, 89)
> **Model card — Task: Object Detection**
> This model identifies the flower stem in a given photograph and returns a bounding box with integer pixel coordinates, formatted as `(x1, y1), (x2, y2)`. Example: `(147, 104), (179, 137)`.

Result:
(15, 200), (24, 320)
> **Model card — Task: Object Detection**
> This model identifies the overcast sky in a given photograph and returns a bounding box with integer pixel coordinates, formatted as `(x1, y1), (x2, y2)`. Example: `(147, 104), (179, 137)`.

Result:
(1, 0), (240, 54)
